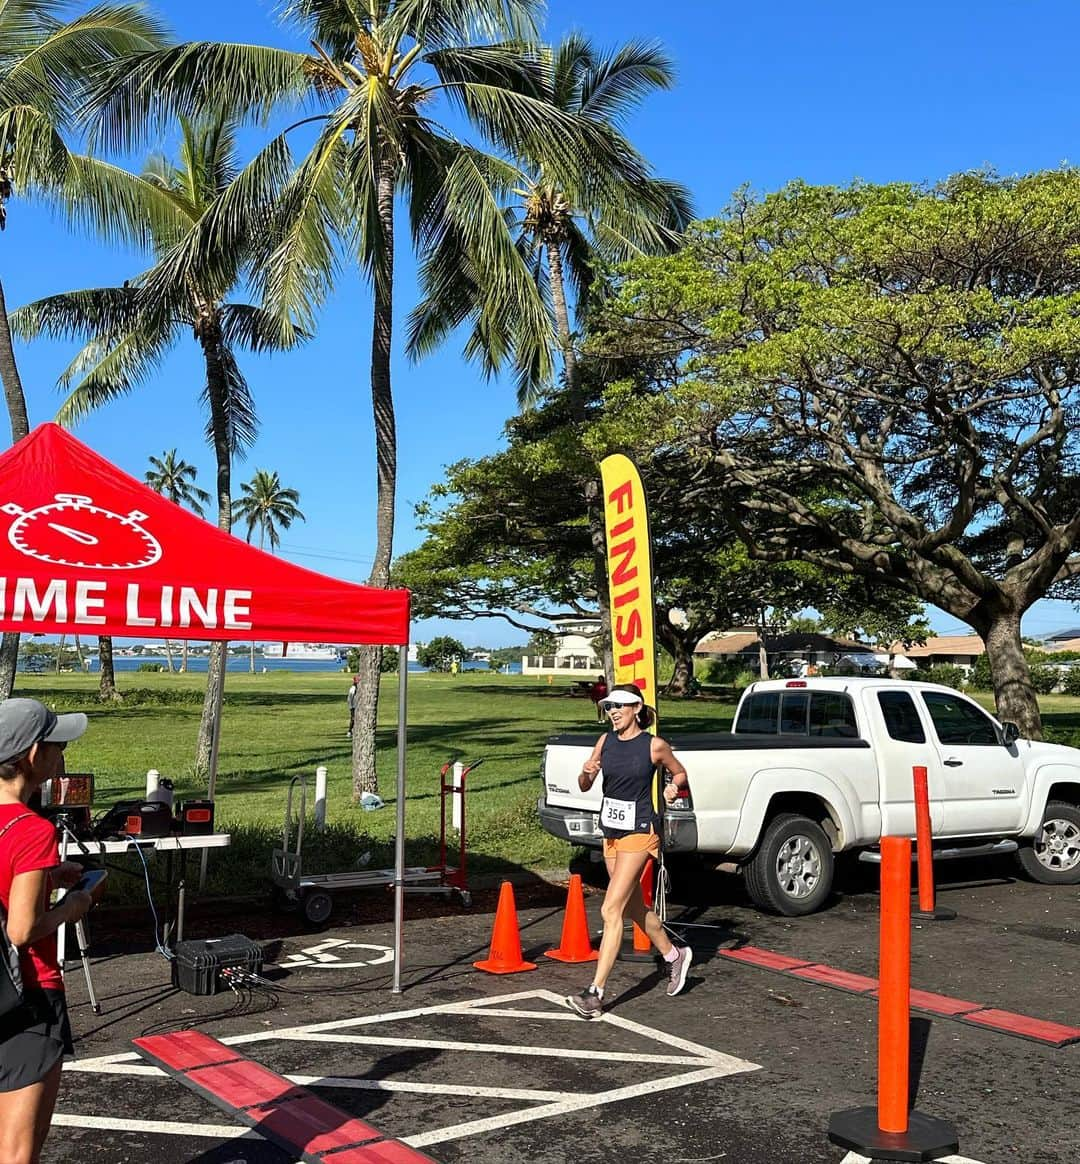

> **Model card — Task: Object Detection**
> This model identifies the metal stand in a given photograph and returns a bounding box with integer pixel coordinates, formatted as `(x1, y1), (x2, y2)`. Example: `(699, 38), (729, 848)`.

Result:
(56, 821), (101, 1014)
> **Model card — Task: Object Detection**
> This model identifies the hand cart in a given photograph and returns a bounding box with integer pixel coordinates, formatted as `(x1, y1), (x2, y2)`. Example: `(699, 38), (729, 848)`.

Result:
(270, 761), (479, 926)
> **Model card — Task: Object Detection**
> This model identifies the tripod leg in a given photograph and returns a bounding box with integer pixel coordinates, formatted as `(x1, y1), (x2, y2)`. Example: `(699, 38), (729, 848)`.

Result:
(73, 920), (100, 1015)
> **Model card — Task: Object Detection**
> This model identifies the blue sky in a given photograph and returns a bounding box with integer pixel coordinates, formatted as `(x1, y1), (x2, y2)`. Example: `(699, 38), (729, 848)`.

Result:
(7, 0), (1080, 646)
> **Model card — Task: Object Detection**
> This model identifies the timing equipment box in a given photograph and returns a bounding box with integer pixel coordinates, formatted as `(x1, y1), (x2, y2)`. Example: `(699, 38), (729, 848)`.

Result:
(171, 934), (263, 996)
(178, 799), (214, 835)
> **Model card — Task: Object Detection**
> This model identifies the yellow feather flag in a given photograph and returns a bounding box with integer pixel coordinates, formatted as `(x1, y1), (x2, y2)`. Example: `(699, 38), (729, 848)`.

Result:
(599, 454), (657, 733)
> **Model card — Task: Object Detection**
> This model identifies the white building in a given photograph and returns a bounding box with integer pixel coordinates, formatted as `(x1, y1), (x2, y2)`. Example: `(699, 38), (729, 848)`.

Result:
(521, 616), (602, 677)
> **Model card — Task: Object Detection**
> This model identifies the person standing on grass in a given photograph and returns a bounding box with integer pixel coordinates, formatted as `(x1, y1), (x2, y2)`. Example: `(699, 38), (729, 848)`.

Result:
(347, 675), (360, 737)
(0, 699), (95, 1164)
(567, 684), (692, 1019)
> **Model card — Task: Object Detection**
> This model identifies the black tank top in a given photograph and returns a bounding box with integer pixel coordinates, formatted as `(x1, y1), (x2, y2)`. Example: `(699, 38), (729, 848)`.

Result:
(599, 731), (659, 838)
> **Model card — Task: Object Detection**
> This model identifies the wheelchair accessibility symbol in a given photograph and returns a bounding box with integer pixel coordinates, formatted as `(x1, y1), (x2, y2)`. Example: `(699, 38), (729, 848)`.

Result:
(282, 938), (394, 968)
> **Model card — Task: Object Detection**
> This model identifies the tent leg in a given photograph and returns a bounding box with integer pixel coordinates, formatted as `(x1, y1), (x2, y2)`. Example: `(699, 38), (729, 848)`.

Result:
(393, 642), (408, 994)
(199, 663), (225, 892)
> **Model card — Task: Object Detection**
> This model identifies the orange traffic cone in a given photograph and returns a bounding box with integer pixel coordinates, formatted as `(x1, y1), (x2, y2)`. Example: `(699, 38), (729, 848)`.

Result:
(474, 881), (537, 974)
(544, 874), (599, 963)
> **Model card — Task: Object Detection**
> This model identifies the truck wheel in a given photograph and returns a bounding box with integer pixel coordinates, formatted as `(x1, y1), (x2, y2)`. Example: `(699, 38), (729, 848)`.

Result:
(745, 813), (835, 916)
(1015, 801), (1080, 884)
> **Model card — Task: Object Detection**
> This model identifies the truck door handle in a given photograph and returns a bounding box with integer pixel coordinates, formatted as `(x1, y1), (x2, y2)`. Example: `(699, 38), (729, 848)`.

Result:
(943, 758), (963, 767)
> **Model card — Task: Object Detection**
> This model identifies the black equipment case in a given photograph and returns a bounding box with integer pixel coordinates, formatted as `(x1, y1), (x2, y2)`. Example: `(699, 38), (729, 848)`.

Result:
(171, 934), (263, 995)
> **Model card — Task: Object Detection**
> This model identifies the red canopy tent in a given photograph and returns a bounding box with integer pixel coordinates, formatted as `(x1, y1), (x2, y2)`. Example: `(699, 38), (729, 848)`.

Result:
(0, 424), (414, 989)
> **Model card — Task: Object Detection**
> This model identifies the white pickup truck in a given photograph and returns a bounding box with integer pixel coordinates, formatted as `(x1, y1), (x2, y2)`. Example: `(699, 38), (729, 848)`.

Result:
(538, 677), (1080, 915)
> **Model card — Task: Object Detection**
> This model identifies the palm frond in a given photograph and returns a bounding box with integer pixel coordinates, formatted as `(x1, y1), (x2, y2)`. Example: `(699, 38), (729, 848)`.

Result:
(81, 42), (311, 154)
(142, 130), (295, 314)
(577, 39), (675, 125)
(218, 302), (310, 352)
(55, 321), (176, 425)
(10, 285), (146, 343)
(202, 343), (258, 456)
(255, 123), (346, 328)
(383, 0), (542, 51)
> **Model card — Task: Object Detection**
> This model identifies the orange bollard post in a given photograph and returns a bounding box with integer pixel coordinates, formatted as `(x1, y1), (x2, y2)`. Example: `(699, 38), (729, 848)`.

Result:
(619, 859), (656, 962)
(912, 766), (956, 921)
(828, 837), (959, 1160)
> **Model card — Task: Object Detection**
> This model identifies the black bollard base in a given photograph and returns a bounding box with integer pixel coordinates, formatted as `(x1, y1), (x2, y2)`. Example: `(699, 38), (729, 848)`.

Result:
(912, 904), (957, 921)
(828, 1106), (959, 1161)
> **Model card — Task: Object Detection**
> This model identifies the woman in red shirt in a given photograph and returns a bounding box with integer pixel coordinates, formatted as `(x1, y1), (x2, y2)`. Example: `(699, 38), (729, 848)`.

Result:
(0, 699), (92, 1164)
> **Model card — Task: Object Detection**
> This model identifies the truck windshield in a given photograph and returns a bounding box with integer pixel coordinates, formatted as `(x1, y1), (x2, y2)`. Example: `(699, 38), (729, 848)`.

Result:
(736, 691), (858, 737)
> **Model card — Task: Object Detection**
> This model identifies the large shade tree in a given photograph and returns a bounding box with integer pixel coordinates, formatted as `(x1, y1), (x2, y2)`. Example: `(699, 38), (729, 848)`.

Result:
(82, 0), (616, 794)
(593, 171), (1080, 738)
(13, 114), (304, 772)
(0, 0), (166, 697)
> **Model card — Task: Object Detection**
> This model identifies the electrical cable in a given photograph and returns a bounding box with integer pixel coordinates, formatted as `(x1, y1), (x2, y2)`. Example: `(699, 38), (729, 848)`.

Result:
(128, 839), (173, 961)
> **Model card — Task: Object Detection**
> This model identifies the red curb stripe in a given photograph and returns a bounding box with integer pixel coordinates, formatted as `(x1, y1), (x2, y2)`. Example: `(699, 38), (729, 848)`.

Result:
(961, 1008), (1080, 1047)
(132, 1031), (240, 1072)
(247, 1097), (383, 1155)
(721, 945), (1077, 1046)
(789, 964), (878, 993)
(320, 1142), (433, 1163)
(186, 1060), (302, 1109)
(720, 946), (813, 971)
(132, 1031), (438, 1164)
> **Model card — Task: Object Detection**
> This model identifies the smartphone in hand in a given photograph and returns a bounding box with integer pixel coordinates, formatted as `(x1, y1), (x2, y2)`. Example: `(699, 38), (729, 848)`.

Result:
(71, 868), (108, 904)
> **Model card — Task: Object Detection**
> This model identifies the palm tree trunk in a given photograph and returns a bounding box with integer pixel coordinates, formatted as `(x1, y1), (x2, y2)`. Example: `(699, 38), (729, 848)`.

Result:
(195, 321), (233, 780)
(353, 151), (398, 799)
(0, 276), (29, 699)
(163, 641), (175, 673)
(545, 240), (576, 384)
(98, 635), (120, 700)
(181, 640), (189, 672)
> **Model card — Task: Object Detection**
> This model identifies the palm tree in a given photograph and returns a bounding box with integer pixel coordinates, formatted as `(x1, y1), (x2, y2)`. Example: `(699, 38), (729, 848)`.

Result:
(233, 468), (304, 672)
(146, 448), (211, 672)
(408, 34), (693, 402)
(82, 0), (610, 795)
(12, 114), (305, 772)
(0, 0), (166, 697)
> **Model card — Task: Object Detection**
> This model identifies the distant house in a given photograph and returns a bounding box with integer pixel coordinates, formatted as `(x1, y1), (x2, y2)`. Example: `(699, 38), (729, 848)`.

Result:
(521, 615), (602, 677)
(894, 635), (985, 671)
(694, 630), (880, 674)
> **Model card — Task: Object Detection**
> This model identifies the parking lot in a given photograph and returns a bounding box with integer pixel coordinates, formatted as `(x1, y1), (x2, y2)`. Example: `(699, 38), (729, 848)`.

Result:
(46, 858), (1078, 1163)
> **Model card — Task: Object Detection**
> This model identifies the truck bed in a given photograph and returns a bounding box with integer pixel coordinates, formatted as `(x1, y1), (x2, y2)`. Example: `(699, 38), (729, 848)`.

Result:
(545, 732), (871, 751)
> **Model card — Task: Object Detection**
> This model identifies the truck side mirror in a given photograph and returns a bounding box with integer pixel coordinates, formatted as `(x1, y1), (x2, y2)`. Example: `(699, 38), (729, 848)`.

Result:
(1001, 721), (1020, 745)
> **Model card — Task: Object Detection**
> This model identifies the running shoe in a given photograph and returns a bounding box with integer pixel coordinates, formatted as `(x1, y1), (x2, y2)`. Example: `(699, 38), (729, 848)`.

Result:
(567, 986), (603, 1019)
(666, 945), (693, 997)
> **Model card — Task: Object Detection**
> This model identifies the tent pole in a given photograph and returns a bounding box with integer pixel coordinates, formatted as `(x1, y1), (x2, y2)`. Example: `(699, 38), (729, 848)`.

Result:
(199, 657), (226, 891)
(393, 640), (408, 993)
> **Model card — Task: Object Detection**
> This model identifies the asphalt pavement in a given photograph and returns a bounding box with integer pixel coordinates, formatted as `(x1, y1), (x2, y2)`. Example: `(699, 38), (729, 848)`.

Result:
(44, 856), (1078, 1164)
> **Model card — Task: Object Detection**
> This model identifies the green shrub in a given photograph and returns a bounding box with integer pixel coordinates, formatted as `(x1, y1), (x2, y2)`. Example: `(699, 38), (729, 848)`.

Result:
(923, 664), (967, 690)
(1028, 664), (1060, 695)
(732, 668), (758, 690)
(1062, 667), (1080, 697)
(968, 654), (993, 691)
(137, 662), (164, 673)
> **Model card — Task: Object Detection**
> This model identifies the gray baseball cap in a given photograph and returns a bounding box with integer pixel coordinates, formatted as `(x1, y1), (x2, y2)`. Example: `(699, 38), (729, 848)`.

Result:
(0, 698), (87, 764)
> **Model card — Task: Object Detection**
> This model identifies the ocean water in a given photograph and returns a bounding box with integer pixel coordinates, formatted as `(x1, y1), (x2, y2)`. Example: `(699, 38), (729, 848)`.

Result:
(50, 655), (522, 675)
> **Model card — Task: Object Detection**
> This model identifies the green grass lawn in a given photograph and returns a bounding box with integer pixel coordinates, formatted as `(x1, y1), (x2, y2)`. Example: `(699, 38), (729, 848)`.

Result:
(16, 670), (1080, 903)
(16, 670), (736, 900)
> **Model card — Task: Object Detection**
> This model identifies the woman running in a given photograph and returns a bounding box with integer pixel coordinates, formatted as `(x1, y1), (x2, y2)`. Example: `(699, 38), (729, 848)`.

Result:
(568, 684), (691, 1018)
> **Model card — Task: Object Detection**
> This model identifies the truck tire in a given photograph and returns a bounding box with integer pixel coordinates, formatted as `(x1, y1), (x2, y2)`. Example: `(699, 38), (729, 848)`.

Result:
(744, 813), (835, 916)
(1015, 800), (1080, 884)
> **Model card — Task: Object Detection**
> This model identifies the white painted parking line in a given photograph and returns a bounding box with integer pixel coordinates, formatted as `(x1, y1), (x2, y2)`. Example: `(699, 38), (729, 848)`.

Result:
(60, 987), (761, 1154)
(51, 1114), (255, 1140)
(273, 1029), (724, 1066)
(841, 1153), (985, 1164)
